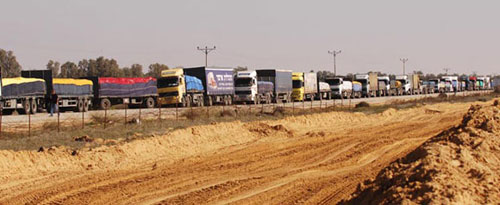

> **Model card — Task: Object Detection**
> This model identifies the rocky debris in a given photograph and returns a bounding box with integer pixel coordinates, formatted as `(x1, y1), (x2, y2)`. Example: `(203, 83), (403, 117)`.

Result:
(343, 103), (500, 204)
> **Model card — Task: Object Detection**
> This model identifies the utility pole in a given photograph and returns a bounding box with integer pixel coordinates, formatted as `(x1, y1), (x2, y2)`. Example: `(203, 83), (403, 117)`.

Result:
(443, 68), (450, 75)
(197, 46), (216, 67)
(400, 58), (408, 75)
(328, 50), (341, 76)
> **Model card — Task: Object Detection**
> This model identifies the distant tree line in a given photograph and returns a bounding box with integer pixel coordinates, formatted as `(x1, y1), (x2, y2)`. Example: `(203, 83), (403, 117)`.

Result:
(1, 49), (170, 79)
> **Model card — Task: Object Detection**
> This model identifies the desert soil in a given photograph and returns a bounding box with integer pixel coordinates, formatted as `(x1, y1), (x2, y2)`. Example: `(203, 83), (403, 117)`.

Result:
(0, 100), (493, 204)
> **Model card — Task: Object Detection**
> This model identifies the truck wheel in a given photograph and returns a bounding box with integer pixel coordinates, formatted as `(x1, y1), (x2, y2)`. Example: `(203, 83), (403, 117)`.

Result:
(145, 97), (155, 108)
(199, 96), (205, 107)
(206, 96), (213, 106)
(100, 98), (111, 110)
(227, 96), (233, 105)
(254, 96), (260, 105)
(30, 100), (37, 114)
(77, 99), (84, 112)
(185, 96), (192, 107)
(20, 100), (31, 114)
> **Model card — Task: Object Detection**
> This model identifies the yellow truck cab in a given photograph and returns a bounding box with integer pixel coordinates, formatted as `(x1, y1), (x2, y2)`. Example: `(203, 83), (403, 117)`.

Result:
(292, 72), (318, 101)
(157, 69), (185, 105)
(292, 72), (305, 101)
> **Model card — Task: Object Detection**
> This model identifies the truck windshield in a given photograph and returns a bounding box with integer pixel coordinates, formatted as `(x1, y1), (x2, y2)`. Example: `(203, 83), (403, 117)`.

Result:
(235, 78), (252, 87)
(157, 77), (179, 88)
(325, 79), (341, 85)
(292, 80), (303, 88)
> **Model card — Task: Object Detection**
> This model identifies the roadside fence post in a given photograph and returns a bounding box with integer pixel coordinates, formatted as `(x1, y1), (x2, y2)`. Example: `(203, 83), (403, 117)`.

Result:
(292, 100), (295, 115)
(58, 106), (60, 132)
(190, 104), (193, 120)
(104, 107), (107, 129)
(125, 105), (127, 125)
(349, 97), (352, 109)
(0, 107), (2, 137)
(176, 102), (178, 121)
(302, 100), (305, 110)
(249, 103), (252, 114)
(82, 110), (84, 129)
(139, 106), (141, 122)
(341, 96), (344, 107)
(310, 99), (313, 110)
(158, 98), (162, 122)
(319, 97), (322, 110)
(28, 110), (31, 137)
(261, 103), (264, 114)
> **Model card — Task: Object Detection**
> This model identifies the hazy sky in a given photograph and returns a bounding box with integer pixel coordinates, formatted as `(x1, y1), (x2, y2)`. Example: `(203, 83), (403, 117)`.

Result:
(1, 0), (499, 75)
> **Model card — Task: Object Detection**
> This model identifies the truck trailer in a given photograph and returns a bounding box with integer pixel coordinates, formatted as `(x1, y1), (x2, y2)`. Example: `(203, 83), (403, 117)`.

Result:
(183, 66), (235, 106)
(234, 70), (274, 104)
(292, 72), (318, 101)
(256, 69), (292, 103)
(355, 73), (378, 97)
(84, 76), (157, 109)
(22, 70), (93, 113)
(0, 77), (46, 114)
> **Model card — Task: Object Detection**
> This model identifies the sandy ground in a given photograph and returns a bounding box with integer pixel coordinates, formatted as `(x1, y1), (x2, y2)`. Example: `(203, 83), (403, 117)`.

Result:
(343, 101), (500, 204)
(0, 99), (491, 204)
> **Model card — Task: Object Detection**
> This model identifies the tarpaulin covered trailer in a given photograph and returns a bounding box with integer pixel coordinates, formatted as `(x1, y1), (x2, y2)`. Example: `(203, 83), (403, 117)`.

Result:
(85, 77), (158, 109)
(0, 77), (46, 114)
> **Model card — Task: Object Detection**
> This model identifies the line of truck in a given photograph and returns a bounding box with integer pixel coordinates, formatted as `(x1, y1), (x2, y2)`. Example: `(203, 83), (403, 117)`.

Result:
(0, 66), (495, 115)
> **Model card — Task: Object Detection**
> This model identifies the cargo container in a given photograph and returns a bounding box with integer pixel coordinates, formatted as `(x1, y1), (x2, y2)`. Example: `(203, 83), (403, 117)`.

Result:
(292, 72), (318, 101)
(234, 70), (274, 104)
(84, 76), (157, 109)
(183, 66), (235, 106)
(22, 70), (93, 112)
(256, 69), (292, 103)
(157, 69), (205, 107)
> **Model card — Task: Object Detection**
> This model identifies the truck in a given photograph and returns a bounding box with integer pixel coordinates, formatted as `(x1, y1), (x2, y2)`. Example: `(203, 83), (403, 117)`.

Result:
(0, 77), (46, 114)
(352, 81), (362, 98)
(377, 76), (390, 96)
(409, 74), (421, 95)
(389, 80), (402, 96)
(292, 72), (318, 101)
(325, 77), (352, 99)
(395, 75), (411, 95)
(84, 76), (157, 109)
(256, 69), (293, 103)
(468, 76), (477, 91)
(422, 81), (435, 94)
(355, 73), (378, 97)
(182, 66), (235, 106)
(234, 70), (274, 104)
(22, 70), (93, 113)
(316, 82), (331, 100)
(157, 69), (205, 107)
(441, 76), (458, 92)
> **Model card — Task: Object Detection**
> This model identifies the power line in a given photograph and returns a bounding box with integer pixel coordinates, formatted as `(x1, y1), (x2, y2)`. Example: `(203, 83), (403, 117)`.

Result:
(328, 50), (341, 76)
(197, 46), (216, 67)
(400, 58), (408, 75)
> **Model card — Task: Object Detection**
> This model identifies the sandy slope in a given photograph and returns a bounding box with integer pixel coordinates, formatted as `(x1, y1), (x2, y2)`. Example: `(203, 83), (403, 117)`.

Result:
(343, 102), (500, 204)
(0, 101), (484, 204)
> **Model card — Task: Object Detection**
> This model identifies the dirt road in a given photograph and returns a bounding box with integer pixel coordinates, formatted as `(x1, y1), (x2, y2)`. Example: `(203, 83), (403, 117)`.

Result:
(0, 100), (483, 204)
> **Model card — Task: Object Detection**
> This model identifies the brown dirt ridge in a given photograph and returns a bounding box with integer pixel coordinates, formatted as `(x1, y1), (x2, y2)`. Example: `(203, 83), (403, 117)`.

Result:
(0, 99), (495, 204)
(343, 101), (500, 204)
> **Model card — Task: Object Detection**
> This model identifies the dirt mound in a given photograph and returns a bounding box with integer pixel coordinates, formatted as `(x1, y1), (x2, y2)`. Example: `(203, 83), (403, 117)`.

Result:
(344, 103), (500, 204)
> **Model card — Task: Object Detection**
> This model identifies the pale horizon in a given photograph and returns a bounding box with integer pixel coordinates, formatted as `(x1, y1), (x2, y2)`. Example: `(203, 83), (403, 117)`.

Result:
(1, 0), (499, 75)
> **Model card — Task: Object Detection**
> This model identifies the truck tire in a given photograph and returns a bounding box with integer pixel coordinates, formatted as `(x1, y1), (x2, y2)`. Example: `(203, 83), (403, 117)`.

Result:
(199, 96), (205, 107)
(227, 96), (233, 105)
(145, 97), (155, 108)
(30, 100), (37, 114)
(185, 95), (192, 107)
(77, 99), (84, 112)
(100, 98), (111, 110)
(206, 96), (213, 106)
(19, 99), (31, 114)
(254, 96), (260, 105)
